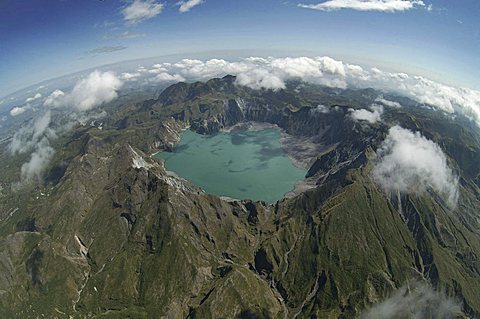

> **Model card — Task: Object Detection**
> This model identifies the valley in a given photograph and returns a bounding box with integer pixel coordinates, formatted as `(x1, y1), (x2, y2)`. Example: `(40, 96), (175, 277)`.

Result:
(0, 76), (479, 318)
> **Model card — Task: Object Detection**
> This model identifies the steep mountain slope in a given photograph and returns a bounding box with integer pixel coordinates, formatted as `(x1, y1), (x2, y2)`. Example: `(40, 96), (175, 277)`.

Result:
(0, 76), (479, 318)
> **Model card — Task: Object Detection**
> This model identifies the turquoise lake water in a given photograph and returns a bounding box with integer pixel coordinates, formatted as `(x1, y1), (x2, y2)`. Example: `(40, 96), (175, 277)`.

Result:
(155, 128), (306, 203)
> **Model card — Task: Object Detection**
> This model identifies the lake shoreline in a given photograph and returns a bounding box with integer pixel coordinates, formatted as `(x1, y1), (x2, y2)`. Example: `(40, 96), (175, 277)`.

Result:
(155, 125), (306, 203)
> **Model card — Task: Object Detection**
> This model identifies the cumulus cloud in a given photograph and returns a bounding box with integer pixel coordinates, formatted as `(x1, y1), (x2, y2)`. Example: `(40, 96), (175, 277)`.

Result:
(270, 56), (348, 88)
(44, 71), (123, 112)
(122, 0), (164, 24)
(9, 111), (64, 185)
(10, 106), (28, 117)
(44, 89), (65, 108)
(9, 93), (44, 116)
(364, 68), (480, 126)
(9, 110), (57, 184)
(178, 0), (204, 12)
(375, 97), (402, 108)
(299, 0), (425, 12)
(121, 72), (141, 81)
(25, 93), (42, 103)
(67, 71), (122, 111)
(372, 126), (458, 206)
(310, 104), (331, 114)
(9, 118), (56, 186)
(148, 63), (168, 74)
(9, 111), (49, 154)
(148, 56), (341, 87)
(144, 56), (480, 127)
(153, 72), (186, 82)
(20, 137), (55, 182)
(350, 104), (383, 123)
(169, 58), (250, 79)
(361, 282), (462, 319)
(236, 69), (285, 90)
(9, 72), (122, 186)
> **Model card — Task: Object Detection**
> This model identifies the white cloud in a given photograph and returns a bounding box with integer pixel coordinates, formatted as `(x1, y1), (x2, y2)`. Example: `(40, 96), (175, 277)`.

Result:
(350, 104), (383, 123)
(372, 126), (458, 206)
(149, 57), (352, 89)
(299, 0), (425, 12)
(122, 0), (164, 24)
(144, 56), (480, 127)
(310, 104), (331, 114)
(10, 93), (44, 117)
(9, 111), (54, 155)
(361, 282), (462, 319)
(170, 58), (249, 79)
(9, 72), (122, 186)
(152, 63), (164, 69)
(153, 72), (186, 82)
(375, 97), (401, 108)
(44, 89), (65, 108)
(103, 31), (146, 40)
(269, 56), (349, 88)
(121, 72), (141, 81)
(361, 69), (480, 126)
(148, 63), (168, 74)
(10, 106), (28, 117)
(20, 137), (55, 182)
(86, 45), (127, 55)
(25, 93), (42, 103)
(178, 0), (204, 12)
(68, 71), (123, 111)
(45, 71), (122, 112)
(236, 69), (285, 90)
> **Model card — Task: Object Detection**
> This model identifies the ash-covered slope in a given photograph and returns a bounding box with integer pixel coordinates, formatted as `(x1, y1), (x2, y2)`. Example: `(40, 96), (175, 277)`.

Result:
(0, 76), (479, 318)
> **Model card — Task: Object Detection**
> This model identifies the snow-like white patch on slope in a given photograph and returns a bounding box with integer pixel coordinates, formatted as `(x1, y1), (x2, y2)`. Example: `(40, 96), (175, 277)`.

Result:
(129, 145), (152, 169)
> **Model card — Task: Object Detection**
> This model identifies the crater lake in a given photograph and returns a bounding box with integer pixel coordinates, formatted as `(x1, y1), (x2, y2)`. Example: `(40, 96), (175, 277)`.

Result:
(155, 128), (306, 203)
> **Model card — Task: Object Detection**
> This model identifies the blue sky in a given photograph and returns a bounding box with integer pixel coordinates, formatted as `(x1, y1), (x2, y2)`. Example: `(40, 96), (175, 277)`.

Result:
(0, 0), (479, 97)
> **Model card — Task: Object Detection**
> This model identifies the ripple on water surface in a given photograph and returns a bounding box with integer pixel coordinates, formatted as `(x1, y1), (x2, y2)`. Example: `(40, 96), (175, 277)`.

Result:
(155, 128), (306, 203)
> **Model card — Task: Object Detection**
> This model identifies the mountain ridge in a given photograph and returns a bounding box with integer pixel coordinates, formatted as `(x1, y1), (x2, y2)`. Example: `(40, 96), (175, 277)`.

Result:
(0, 77), (479, 318)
